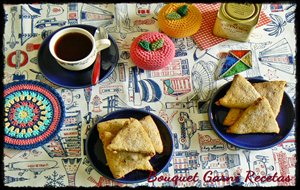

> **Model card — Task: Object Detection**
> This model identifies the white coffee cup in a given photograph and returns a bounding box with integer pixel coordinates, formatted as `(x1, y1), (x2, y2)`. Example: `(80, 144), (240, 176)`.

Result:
(49, 27), (110, 71)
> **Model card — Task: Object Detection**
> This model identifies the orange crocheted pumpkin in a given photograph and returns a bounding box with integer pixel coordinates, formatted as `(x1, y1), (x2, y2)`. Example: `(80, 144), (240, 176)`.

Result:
(158, 3), (202, 38)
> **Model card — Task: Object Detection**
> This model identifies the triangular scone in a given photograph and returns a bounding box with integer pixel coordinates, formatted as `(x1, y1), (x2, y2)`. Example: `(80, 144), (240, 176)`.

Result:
(223, 108), (244, 126)
(223, 80), (287, 126)
(217, 75), (261, 109)
(139, 115), (164, 154)
(107, 118), (156, 156)
(226, 97), (280, 134)
(97, 120), (153, 179)
(253, 80), (286, 117)
(97, 119), (129, 135)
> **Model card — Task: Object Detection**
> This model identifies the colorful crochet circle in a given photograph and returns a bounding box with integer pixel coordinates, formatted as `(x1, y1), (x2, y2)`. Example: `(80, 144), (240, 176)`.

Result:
(4, 80), (65, 150)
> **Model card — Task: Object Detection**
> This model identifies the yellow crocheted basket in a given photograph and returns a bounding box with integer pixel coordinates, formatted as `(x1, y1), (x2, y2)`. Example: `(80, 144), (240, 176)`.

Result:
(158, 3), (202, 38)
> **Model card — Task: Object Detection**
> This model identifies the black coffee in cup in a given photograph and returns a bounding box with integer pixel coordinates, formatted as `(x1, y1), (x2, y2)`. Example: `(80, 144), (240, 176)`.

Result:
(54, 32), (93, 61)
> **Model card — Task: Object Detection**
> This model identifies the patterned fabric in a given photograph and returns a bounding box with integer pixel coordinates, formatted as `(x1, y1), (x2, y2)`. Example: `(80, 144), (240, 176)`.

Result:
(130, 32), (175, 70)
(158, 3), (202, 38)
(192, 3), (272, 50)
(4, 80), (65, 150)
(2, 3), (296, 188)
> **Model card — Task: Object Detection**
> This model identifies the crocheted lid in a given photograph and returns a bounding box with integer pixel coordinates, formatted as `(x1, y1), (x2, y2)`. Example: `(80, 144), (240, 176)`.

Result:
(130, 32), (175, 70)
(158, 3), (202, 38)
(4, 80), (65, 150)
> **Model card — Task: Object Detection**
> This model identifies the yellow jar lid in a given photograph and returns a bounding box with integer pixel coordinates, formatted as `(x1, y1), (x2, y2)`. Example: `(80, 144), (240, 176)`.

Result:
(223, 3), (258, 21)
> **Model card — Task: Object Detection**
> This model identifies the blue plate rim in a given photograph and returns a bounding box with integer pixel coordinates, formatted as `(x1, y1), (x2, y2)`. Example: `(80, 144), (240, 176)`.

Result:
(208, 77), (295, 150)
(85, 108), (174, 184)
(37, 24), (119, 89)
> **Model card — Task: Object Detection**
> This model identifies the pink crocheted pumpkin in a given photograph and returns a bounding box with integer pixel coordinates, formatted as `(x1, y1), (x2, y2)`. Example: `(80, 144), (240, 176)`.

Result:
(130, 32), (175, 70)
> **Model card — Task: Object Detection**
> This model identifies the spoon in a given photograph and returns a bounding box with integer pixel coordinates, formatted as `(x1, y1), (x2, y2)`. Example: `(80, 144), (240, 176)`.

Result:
(92, 27), (111, 85)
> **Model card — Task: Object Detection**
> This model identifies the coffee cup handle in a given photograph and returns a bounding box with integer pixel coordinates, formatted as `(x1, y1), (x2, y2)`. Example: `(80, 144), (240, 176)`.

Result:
(95, 39), (111, 51)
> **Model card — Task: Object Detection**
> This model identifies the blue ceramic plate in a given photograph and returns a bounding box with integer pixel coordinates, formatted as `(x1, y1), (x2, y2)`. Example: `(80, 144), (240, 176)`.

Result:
(38, 24), (119, 88)
(85, 109), (174, 184)
(208, 78), (295, 150)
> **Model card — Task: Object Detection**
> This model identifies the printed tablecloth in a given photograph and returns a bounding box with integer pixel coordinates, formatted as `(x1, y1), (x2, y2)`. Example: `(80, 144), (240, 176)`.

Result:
(3, 3), (296, 187)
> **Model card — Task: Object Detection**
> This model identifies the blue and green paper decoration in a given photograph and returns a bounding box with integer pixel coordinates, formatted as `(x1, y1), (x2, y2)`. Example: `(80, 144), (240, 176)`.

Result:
(216, 50), (252, 79)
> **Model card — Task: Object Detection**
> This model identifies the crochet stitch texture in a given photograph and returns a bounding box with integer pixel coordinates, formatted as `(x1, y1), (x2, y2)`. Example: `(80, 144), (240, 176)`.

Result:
(130, 32), (175, 70)
(4, 80), (65, 150)
(158, 3), (202, 38)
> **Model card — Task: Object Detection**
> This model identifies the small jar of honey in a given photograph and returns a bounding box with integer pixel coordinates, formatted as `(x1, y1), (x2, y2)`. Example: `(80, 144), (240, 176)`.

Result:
(213, 3), (262, 42)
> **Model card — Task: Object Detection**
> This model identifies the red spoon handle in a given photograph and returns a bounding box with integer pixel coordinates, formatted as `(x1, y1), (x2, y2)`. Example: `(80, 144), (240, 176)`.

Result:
(91, 52), (101, 85)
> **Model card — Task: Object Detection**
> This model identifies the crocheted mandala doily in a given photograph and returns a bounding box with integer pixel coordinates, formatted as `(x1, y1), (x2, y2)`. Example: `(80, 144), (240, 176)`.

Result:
(4, 80), (65, 150)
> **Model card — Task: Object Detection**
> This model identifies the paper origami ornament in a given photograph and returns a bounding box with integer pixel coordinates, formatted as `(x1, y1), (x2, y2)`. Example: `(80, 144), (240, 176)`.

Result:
(215, 50), (252, 79)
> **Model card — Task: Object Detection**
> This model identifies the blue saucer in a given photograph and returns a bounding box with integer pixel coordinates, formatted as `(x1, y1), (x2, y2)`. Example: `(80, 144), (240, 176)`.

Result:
(38, 24), (119, 88)
(208, 78), (295, 150)
(85, 109), (174, 184)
